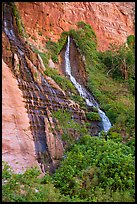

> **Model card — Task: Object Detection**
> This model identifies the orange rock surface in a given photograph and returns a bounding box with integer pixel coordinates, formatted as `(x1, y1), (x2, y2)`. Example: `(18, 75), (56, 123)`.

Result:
(2, 2), (135, 173)
(2, 60), (39, 173)
(16, 2), (135, 51)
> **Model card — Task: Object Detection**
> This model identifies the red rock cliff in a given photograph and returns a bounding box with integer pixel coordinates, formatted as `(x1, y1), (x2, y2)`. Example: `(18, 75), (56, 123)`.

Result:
(16, 2), (135, 51)
(2, 2), (135, 173)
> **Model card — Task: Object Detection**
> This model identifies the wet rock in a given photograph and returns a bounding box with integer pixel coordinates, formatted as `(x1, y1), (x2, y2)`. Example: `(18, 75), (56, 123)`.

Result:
(2, 59), (39, 174)
(2, 2), (102, 174)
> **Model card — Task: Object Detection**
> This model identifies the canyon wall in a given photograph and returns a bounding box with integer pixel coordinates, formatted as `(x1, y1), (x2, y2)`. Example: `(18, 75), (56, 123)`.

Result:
(2, 2), (135, 173)
(16, 2), (135, 51)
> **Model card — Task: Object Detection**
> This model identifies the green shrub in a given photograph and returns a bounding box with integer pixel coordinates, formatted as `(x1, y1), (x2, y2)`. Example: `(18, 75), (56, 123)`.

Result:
(107, 130), (122, 142)
(2, 162), (66, 202)
(44, 67), (77, 94)
(70, 94), (87, 109)
(127, 35), (135, 49)
(45, 32), (68, 63)
(51, 136), (135, 201)
(86, 111), (101, 121)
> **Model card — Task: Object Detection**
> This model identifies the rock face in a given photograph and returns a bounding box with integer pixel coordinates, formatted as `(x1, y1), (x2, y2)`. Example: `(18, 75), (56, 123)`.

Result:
(2, 59), (39, 174)
(2, 2), (90, 173)
(16, 2), (135, 51)
(2, 2), (135, 174)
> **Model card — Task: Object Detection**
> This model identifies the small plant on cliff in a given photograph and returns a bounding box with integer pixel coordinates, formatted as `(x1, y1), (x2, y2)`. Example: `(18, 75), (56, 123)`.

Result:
(127, 35), (135, 50)
(33, 49), (50, 68)
(9, 2), (28, 38)
(45, 32), (68, 63)
(52, 109), (88, 147)
(44, 67), (77, 94)
(86, 111), (101, 121)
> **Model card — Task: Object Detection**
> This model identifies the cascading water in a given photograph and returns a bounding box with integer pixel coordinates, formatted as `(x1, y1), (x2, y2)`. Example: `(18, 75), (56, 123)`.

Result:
(3, 3), (89, 173)
(65, 36), (112, 134)
(3, 2), (55, 172)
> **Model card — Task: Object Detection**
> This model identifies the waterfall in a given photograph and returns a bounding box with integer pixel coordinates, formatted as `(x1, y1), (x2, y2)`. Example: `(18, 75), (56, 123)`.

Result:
(65, 36), (112, 134)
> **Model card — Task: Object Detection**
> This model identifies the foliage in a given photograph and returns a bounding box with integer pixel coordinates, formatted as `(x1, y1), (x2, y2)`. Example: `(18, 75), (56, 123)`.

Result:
(45, 32), (68, 63)
(50, 136), (135, 202)
(3, 19), (135, 202)
(44, 67), (77, 94)
(33, 49), (50, 68)
(70, 93), (87, 110)
(44, 67), (88, 110)
(2, 161), (67, 202)
(86, 111), (101, 121)
(10, 2), (28, 38)
(127, 35), (135, 49)
(98, 41), (135, 93)
(52, 109), (89, 147)
(68, 23), (98, 69)
(68, 23), (134, 141)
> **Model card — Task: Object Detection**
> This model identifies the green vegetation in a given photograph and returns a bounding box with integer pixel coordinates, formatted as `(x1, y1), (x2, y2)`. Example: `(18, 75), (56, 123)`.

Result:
(66, 21), (135, 143)
(70, 93), (87, 109)
(52, 109), (89, 147)
(3, 135), (134, 202)
(50, 135), (135, 202)
(2, 161), (66, 202)
(9, 2), (28, 38)
(45, 31), (68, 63)
(44, 67), (77, 94)
(2, 18), (135, 202)
(127, 35), (135, 49)
(86, 111), (101, 121)
(44, 66), (88, 109)
(33, 49), (50, 68)
(98, 42), (135, 94)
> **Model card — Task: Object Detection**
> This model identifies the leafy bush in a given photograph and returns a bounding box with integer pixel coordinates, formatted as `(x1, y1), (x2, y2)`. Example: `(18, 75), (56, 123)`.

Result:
(45, 32), (68, 63)
(127, 35), (135, 49)
(2, 161), (67, 202)
(2, 134), (135, 202)
(86, 111), (101, 121)
(50, 136), (135, 202)
(98, 41), (135, 90)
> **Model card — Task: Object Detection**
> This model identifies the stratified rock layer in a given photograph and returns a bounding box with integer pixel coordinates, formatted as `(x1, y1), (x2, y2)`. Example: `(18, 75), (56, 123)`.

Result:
(2, 3), (90, 173)
(2, 59), (39, 174)
(16, 2), (135, 51)
(2, 2), (134, 173)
